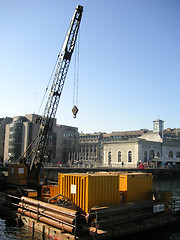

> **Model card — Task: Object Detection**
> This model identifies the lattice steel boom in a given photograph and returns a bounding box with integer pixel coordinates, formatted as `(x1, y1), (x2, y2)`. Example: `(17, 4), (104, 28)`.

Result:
(29, 5), (83, 172)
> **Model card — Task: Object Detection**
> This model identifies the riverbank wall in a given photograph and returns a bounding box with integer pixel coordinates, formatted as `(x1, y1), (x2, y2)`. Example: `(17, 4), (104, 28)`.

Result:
(44, 167), (180, 180)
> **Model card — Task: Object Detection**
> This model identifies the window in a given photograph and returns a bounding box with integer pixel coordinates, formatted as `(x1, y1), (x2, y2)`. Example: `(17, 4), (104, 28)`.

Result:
(157, 152), (160, 158)
(144, 151), (147, 162)
(118, 151), (121, 162)
(168, 151), (173, 158)
(128, 151), (132, 162)
(18, 168), (24, 174)
(149, 150), (155, 160)
(176, 152), (180, 158)
(108, 151), (111, 165)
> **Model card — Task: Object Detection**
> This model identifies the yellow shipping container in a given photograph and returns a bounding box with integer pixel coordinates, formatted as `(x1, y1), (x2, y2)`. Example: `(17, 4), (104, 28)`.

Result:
(58, 173), (119, 213)
(119, 173), (153, 203)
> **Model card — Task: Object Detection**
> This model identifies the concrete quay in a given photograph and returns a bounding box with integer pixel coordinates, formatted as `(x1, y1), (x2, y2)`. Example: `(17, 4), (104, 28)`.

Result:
(44, 166), (180, 181)
(1, 166), (179, 181)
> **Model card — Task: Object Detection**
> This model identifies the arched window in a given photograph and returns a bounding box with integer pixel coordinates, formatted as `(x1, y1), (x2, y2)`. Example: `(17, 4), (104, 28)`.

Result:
(176, 152), (180, 158)
(157, 152), (160, 158)
(149, 150), (155, 160)
(144, 151), (147, 162)
(108, 151), (111, 165)
(118, 151), (121, 162)
(168, 151), (173, 158)
(128, 151), (132, 162)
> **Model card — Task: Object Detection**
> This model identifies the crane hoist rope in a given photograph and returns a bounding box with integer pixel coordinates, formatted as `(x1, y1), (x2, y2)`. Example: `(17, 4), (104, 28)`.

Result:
(72, 31), (80, 118)
(37, 56), (59, 116)
(37, 27), (70, 117)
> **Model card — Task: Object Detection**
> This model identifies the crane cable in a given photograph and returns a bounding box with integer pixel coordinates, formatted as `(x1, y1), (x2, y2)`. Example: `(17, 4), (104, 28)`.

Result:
(38, 23), (73, 116)
(72, 32), (80, 118)
(76, 32), (80, 107)
(73, 42), (77, 106)
(20, 27), (75, 161)
(21, 56), (59, 161)
(37, 56), (59, 115)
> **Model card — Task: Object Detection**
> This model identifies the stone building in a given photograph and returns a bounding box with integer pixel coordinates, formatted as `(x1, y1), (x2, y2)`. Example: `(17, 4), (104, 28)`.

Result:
(102, 119), (180, 168)
(0, 117), (13, 162)
(79, 133), (103, 166)
(4, 114), (79, 165)
(54, 124), (79, 165)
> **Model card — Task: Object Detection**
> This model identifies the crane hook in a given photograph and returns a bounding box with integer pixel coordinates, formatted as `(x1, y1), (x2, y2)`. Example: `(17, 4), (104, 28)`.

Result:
(72, 105), (79, 118)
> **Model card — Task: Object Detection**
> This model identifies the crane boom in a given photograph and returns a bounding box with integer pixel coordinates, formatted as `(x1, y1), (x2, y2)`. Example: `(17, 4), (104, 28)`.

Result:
(29, 5), (83, 173)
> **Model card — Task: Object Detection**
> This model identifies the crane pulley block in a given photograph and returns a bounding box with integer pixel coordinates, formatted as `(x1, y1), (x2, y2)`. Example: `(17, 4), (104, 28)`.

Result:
(72, 105), (79, 118)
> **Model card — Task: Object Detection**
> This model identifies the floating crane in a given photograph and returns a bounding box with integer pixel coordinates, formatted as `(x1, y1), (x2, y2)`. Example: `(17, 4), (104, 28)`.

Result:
(8, 5), (83, 189)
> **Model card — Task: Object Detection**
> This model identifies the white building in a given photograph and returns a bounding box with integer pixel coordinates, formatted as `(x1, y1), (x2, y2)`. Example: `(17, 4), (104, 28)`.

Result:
(102, 119), (180, 168)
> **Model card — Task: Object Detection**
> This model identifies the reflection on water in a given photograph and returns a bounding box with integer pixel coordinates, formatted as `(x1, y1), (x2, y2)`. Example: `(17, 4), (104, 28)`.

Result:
(120, 222), (180, 240)
(153, 178), (180, 211)
(0, 179), (180, 240)
(153, 179), (180, 196)
(0, 218), (49, 240)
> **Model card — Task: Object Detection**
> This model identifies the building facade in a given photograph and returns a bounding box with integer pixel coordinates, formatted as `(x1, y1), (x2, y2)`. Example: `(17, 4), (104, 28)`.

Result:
(4, 114), (79, 165)
(3, 116), (180, 168)
(0, 117), (13, 162)
(79, 133), (103, 167)
(102, 137), (163, 168)
(53, 124), (79, 165)
(102, 119), (180, 168)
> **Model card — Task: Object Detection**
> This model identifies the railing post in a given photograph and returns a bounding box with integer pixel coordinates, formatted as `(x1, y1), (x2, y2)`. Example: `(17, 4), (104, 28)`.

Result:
(32, 221), (35, 236)
(22, 198), (24, 214)
(95, 212), (98, 234)
(74, 215), (77, 240)
(37, 203), (40, 222)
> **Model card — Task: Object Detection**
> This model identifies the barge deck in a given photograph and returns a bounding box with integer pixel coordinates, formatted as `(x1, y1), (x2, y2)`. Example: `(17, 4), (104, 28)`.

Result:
(16, 196), (180, 240)
(18, 211), (180, 240)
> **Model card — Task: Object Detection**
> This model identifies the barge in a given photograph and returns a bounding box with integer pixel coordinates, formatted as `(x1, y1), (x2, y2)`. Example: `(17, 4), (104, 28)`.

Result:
(15, 172), (180, 239)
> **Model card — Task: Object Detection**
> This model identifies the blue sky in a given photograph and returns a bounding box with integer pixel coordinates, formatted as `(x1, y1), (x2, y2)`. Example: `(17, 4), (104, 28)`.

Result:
(1, 0), (180, 133)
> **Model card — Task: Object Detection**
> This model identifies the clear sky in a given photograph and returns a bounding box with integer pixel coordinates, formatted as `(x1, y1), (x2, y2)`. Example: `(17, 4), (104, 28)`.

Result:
(1, 0), (180, 133)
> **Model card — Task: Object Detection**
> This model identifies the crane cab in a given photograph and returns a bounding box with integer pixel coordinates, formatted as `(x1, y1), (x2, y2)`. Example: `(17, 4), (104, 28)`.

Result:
(8, 163), (28, 186)
(7, 163), (38, 198)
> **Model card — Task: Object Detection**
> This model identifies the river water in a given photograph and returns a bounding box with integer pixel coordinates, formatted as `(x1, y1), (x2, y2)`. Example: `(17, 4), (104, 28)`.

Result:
(0, 219), (49, 240)
(0, 179), (180, 240)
